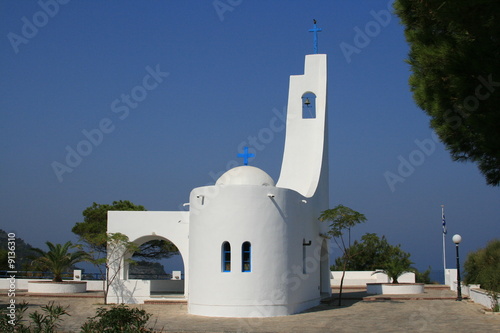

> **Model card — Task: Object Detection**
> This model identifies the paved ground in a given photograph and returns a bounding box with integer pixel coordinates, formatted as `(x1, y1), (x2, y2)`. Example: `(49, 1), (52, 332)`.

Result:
(1, 287), (499, 332)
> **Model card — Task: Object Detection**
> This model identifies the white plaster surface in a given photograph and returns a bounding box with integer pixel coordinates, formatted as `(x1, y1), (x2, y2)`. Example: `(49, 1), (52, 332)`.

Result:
(27, 281), (87, 294)
(469, 288), (498, 310)
(0, 278), (102, 291)
(330, 271), (415, 286)
(106, 53), (331, 317)
(106, 211), (189, 304)
(277, 54), (328, 199)
(366, 283), (424, 295)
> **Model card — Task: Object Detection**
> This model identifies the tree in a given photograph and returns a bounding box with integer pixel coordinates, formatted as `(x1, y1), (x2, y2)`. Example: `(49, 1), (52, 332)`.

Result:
(0, 229), (41, 270)
(319, 204), (367, 306)
(414, 266), (432, 284)
(0, 250), (8, 271)
(464, 239), (500, 292)
(330, 233), (393, 271)
(89, 233), (140, 305)
(72, 200), (178, 260)
(394, 0), (500, 186)
(331, 233), (419, 284)
(31, 241), (89, 282)
(464, 239), (500, 311)
(372, 246), (414, 284)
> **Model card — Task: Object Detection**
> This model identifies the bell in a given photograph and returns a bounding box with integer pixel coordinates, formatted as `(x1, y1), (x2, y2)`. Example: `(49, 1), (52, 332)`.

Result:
(304, 97), (311, 106)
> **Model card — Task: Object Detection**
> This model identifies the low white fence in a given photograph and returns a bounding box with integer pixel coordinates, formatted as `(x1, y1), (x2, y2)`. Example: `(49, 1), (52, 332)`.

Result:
(467, 287), (498, 310)
(0, 278), (103, 291)
(330, 271), (415, 286)
(445, 269), (498, 310)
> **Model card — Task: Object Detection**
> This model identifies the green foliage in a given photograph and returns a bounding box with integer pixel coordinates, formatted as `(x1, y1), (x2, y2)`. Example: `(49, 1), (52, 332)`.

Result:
(464, 239), (500, 293)
(330, 233), (423, 284)
(0, 249), (8, 270)
(80, 304), (154, 333)
(72, 200), (146, 253)
(0, 301), (29, 333)
(319, 205), (367, 240)
(129, 260), (168, 279)
(330, 233), (392, 271)
(0, 229), (41, 270)
(28, 302), (70, 333)
(414, 266), (432, 284)
(373, 245), (414, 284)
(394, 0), (500, 186)
(72, 200), (178, 260)
(31, 241), (89, 282)
(0, 301), (69, 333)
(319, 205), (367, 306)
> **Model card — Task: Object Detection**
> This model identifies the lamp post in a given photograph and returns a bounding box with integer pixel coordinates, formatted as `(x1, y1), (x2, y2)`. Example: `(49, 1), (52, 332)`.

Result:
(452, 234), (462, 301)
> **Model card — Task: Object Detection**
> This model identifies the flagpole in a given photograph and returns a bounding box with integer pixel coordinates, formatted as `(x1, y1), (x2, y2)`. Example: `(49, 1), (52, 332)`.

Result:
(441, 204), (447, 284)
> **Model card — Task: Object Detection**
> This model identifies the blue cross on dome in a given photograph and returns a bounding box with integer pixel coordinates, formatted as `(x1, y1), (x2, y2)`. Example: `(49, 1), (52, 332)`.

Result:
(308, 19), (322, 54)
(237, 147), (255, 166)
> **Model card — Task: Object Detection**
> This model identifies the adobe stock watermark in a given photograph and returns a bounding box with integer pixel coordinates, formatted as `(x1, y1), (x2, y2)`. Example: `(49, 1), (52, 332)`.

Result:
(213, 0), (243, 22)
(384, 134), (440, 192)
(384, 74), (499, 192)
(180, 105), (289, 215)
(51, 64), (169, 183)
(6, 233), (17, 326)
(339, 0), (394, 64)
(7, 0), (71, 54)
(237, 235), (331, 330)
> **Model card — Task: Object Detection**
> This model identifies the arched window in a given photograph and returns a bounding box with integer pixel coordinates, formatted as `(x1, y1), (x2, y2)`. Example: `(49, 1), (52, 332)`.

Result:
(301, 92), (317, 119)
(222, 242), (231, 272)
(242, 241), (251, 272)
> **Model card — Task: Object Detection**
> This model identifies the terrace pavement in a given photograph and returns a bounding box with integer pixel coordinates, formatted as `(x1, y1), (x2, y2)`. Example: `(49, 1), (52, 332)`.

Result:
(1, 286), (499, 332)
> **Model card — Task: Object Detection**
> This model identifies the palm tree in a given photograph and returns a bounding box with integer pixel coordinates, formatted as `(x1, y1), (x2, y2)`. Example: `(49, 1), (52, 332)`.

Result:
(372, 246), (414, 284)
(32, 241), (89, 282)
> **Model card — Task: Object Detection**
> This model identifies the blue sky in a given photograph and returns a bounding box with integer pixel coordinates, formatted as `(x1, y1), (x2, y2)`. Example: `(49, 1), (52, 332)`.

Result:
(1, 1), (498, 279)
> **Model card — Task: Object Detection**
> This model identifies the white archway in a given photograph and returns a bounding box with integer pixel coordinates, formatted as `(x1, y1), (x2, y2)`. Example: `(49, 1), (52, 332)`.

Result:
(107, 211), (189, 303)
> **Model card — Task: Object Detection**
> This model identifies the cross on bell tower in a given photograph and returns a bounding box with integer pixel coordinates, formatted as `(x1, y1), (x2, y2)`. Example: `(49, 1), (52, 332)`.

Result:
(308, 19), (322, 54)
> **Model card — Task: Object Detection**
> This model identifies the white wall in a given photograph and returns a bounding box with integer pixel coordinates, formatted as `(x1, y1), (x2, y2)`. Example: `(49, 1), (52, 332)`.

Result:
(277, 54), (328, 199)
(445, 269), (457, 289)
(0, 278), (104, 291)
(468, 287), (498, 310)
(105, 53), (330, 317)
(330, 271), (416, 286)
(107, 279), (150, 304)
(106, 210), (189, 304)
(189, 185), (324, 317)
(188, 169), (330, 317)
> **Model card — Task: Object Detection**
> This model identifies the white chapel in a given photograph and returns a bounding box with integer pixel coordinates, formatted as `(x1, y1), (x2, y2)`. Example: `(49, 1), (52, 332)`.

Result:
(107, 30), (332, 317)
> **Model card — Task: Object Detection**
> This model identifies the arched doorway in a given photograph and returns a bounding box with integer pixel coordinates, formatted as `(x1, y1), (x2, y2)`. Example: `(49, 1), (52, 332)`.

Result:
(125, 235), (187, 297)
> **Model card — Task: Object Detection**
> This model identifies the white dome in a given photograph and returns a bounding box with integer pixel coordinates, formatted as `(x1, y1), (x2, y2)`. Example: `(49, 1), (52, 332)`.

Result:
(216, 166), (275, 186)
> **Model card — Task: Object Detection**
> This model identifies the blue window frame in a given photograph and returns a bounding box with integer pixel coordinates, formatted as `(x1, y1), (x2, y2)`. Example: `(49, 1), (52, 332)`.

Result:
(222, 242), (231, 272)
(242, 241), (251, 272)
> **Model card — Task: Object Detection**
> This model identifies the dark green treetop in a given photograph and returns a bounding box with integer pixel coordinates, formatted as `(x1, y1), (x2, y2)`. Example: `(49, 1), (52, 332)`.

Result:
(72, 200), (178, 260)
(394, 0), (500, 185)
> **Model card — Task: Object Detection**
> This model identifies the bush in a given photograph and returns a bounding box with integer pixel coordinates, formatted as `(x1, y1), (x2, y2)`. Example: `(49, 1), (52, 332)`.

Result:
(464, 239), (500, 292)
(0, 301), (69, 333)
(80, 304), (154, 333)
(414, 266), (432, 284)
(464, 239), (500, 312)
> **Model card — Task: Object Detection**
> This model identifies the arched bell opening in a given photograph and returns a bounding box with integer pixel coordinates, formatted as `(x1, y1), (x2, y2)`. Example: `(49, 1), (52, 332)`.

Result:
(301, 92), (317, 119)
